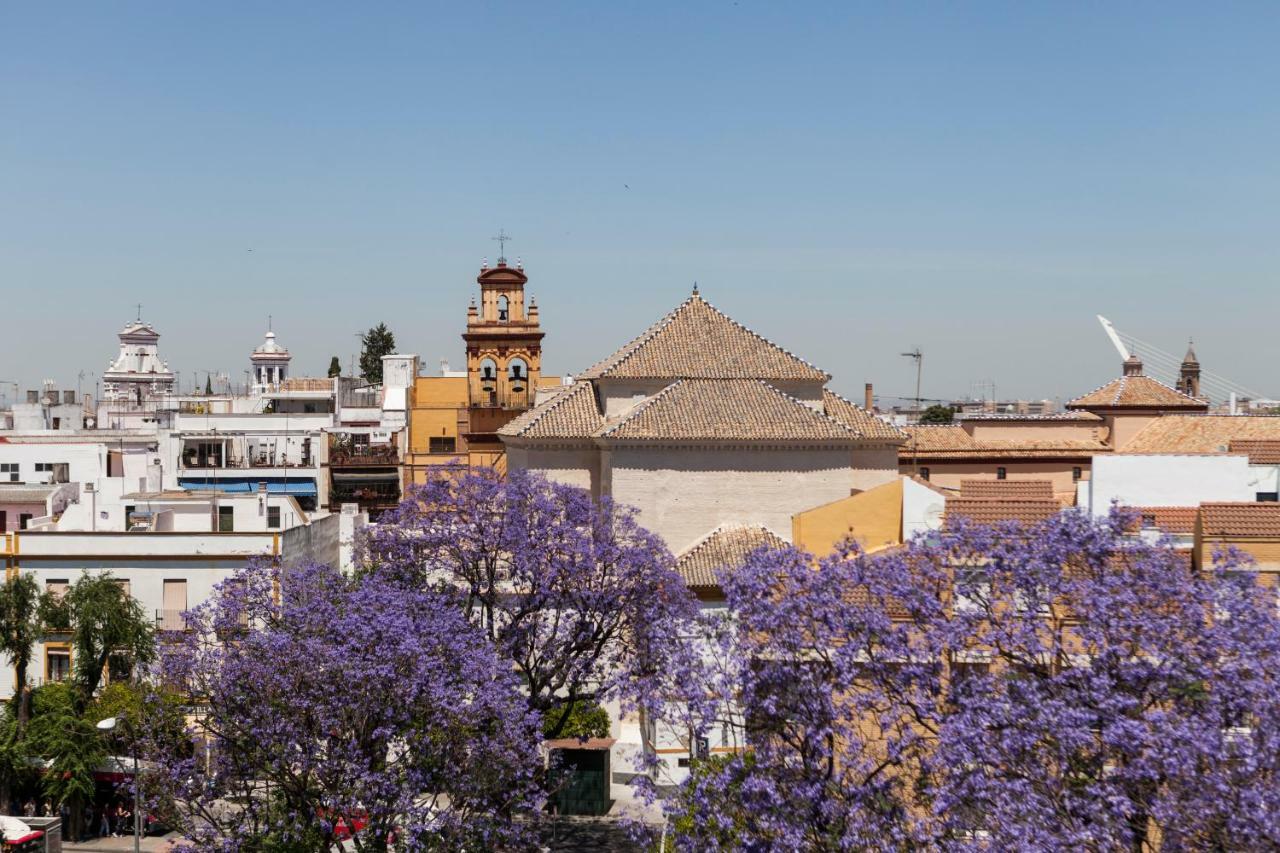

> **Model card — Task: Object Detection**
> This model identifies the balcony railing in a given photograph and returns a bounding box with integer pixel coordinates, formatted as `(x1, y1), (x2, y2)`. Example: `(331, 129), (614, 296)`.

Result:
(156, 609), (189, 632)
(182, 455), (315, 470)
(328, 444), (399, 466)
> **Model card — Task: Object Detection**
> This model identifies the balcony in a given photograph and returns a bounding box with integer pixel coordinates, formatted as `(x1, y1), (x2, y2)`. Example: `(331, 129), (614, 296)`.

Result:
(328, 442), (399, 467)
(181, 453), (316, 470)
(156, 609), (189, 633)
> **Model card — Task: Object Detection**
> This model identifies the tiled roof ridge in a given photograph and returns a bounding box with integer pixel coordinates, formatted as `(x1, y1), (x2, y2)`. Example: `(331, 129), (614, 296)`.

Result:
(1067, 373), (1204, 409)
(679, 522), (787, 559)
(822, 388), (907, 440)
(598, 379), (862, 440)
(596, 379), (685, 437)
(498, 382), (597, 438)
(579, 292), (830, 380)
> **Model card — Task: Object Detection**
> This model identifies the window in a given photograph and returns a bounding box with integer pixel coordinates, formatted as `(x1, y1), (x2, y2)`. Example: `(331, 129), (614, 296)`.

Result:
(34, 463), (53, 473)
(919, 467), (930, 480)
(429, 436), (457, 454)
(0, 463), (17, 482)
(160, 580), (187, 631)
(497, 294), (509, 321)
(45, 579), (69, 599)
(18, 514), (32, 530)
(0, 512), (6, 532)
(1257, 492), (1279, 503)
(1072, 466), (1083, 482)
(46, 649), (71, 682)
(267, 506), (281, 529)
(996, 467), (1007, 480)
(218, 506), (235, 533)
(508, 357), (528, 381)
(478, 358), (498, 384)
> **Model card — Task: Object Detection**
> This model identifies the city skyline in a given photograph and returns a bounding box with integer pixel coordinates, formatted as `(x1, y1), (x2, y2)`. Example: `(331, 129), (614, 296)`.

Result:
(4, 3), (1279, 400)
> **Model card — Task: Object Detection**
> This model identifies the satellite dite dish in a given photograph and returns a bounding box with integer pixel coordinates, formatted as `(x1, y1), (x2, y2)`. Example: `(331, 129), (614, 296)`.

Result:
(923, 503), (946, 530)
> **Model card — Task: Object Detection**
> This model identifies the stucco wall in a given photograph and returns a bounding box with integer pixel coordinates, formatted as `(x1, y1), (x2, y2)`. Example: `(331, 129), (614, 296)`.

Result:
(906, 461), (1087, 499)
(962, 421), (1103, 442)
(850, 448), (901, 492)
(792, 478), (902, 559)
(607, 445), (854, 554)
(507, 445), (599, 496)
(595, 379), (670, 419)
(1088, 454), (1252, 513)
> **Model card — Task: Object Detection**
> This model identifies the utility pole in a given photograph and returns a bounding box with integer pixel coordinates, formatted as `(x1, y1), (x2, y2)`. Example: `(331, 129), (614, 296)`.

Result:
(901, 348), (923, 474)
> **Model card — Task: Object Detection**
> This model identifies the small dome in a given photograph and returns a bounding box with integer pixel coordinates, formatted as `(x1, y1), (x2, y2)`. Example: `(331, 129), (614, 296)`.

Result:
(253, 330), (288, 355)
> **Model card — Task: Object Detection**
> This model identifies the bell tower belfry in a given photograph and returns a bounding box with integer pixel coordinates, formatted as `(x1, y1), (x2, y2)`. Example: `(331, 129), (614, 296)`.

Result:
(1179, 340), (1201, 399)
(461, 246), (545, 466)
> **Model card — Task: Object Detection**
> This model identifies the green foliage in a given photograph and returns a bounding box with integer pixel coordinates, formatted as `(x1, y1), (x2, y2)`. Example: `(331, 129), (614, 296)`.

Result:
(661, 753), (755, 851)
(359, 323), (397, 385)
(542, 701), (610, 740)
(66, 573), (155, 711)
(327, 355), (342, 378)
(28, 682), (104, 831)
(0, 574), (44, 727)
(919, 404), (956, 424)
(204, 374), (213, 395)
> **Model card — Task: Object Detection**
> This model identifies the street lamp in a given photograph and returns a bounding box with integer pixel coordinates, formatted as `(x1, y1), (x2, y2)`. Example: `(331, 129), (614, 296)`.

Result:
(95, 716), (141, 853)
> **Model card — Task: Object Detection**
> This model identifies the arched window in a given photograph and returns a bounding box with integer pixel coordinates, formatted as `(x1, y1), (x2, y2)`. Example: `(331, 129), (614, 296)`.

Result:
(507, 357), (529, 390)
(479, 358), (498, 385)
(497, 294), (509, 322)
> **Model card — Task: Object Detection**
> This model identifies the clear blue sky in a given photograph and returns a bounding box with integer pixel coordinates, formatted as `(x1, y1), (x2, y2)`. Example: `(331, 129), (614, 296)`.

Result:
(3, 3), (1279, 404)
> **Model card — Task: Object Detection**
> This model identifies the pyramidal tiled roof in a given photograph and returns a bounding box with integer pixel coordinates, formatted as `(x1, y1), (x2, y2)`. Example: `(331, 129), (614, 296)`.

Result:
(599, 379), (861, 442)
(675, 524), (788, 589)
(498, 382), (603, 439)
(578, 292), (829, 382)
(1066, 375), (1207, 410)
(1122, 415), (1280, 454)
(822, 389), (906, 441)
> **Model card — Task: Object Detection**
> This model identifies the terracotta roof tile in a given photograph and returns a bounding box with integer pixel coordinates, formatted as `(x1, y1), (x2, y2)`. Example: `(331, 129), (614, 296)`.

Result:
(1227, 439), (1280, 465)
(960, 480), (1055, 500)
(578, 293), (829, 382)
(901, 426), (1109, 460)
(1067, 375), (1207, 410)
(945, 498), (1062, 527)
(675, 525), (788, 588)
(961, 411), (1102, 422)
(1123, 506), (1199, 534)
(1124, 415), (1280, 454)
(599, 379), (862, 442)
(1199, 502), (1280, 537)
(497, 382), (603, 439)
(821, 389), (905, 441)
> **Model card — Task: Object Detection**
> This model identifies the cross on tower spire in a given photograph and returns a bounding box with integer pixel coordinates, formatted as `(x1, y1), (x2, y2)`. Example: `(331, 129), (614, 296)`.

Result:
(492, 229), (512, 263)
(136, 303), (143, 322)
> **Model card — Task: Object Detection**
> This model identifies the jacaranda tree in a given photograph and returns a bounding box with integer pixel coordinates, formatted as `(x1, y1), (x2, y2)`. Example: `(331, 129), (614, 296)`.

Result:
(144, 561), (544, 852)
(363, 467), (701, 740)
(663, 509), (1280, 851)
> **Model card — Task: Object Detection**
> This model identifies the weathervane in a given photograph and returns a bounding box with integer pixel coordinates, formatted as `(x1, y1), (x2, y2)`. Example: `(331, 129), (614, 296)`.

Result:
(492, 229), (511, 263)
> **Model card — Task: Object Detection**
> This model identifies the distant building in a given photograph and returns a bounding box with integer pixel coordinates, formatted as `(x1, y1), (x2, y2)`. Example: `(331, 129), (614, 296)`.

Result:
(250, 326), (292, 394)
(500, 288), (904, 555)
(101, 319), (175, 404)
(406, 258), (560, 482)
(1065, 353), (1208, 449)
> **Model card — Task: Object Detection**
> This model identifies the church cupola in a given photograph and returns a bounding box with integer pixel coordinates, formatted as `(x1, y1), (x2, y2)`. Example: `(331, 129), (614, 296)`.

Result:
(1123, 353), (1144, 377)
(1179, 339), (1201, 398)
(250, 321), (292, 393)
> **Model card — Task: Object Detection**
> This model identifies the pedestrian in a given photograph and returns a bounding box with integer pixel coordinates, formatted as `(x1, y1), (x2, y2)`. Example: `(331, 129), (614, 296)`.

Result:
(21, 800), (34, 817)
(99, 804), (111, 838)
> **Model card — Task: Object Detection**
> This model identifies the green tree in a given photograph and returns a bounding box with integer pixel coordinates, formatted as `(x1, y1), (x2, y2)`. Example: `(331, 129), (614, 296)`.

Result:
(204, 373), (213, 395)
(358, 323), (396, 385)
(542, 701), (610, 740)
(919, 404), (956, 424)
(28, 683), (104, 842)
(0, 575), (44, 732)
(327, 355), (342, 378)
(65, 574), (155, 713)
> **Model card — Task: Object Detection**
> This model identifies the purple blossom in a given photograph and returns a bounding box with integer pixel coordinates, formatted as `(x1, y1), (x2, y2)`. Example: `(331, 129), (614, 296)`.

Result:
(142, 560), (543, 852)
(660, 509), (1280, 851)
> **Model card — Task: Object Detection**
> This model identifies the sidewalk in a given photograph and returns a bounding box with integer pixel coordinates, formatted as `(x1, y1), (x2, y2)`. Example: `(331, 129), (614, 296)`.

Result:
(63, 833), (178, 852)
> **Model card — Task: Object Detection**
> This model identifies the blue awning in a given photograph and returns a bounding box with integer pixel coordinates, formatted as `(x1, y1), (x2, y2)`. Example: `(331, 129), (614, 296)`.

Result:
(178, 478), (317, 497)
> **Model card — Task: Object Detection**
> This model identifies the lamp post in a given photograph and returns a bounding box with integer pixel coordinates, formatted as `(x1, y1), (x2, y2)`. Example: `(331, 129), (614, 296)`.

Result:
(95, 716), (141, 852)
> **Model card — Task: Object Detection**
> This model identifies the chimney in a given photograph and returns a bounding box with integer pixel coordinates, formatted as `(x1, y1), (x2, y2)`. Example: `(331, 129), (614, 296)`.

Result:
(63, 390), (75, 405)
(25, 390), (37, 404)
(864, 383), (874, 411)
